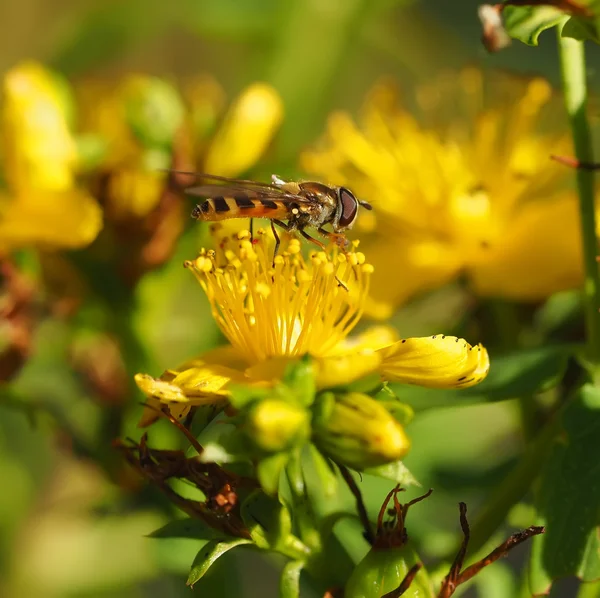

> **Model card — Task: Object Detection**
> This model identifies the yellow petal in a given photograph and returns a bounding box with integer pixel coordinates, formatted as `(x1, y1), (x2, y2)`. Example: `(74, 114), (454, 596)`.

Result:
(377, 335), (490, 388)
(2, 61), (77, 193)
(135, 348), (250, 427)
(360, 232), (464, 319)
(467, 193), (583, 300)
(329, 325), (399, 355)
(0, 189), (102, 251)
(315, 350), (383, 389)
(203, 82), (283, 176)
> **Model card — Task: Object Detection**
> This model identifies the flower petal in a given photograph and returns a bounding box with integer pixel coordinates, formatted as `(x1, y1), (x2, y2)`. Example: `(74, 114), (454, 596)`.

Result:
(377, 335), (490, 388)
(329, 325), (399, 355)
(315, 350), (383, 389)
(359, 232), (464, 319)
(135, 358), (246, 427)
(0, 189), (102, 251)
(203, 83), (283, 176)
(467, 193), (583, 300)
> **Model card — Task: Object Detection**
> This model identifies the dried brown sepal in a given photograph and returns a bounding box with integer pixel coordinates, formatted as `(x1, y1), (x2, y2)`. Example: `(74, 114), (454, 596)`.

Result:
(438, 502), (545, 597)
(479, 1), (593, 53)
(339, 464), (375, 543)
(479, 4), (512, 52)
(141, 400), (205, 455)
(456, 524), (545, 586)
(382, 563), (423, 598)
(114, 434), (252, 538)
(374, 486), (434, 550)
(0, 260), (37, 382)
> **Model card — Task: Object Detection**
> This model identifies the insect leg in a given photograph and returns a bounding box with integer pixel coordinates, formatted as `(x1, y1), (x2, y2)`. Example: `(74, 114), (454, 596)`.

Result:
(317, 227), (350, 252)
(270, 219), (294, 266)
(249, 218), (254, 242)
(299, 229), (326, 251)
(270, 221), (282, 266)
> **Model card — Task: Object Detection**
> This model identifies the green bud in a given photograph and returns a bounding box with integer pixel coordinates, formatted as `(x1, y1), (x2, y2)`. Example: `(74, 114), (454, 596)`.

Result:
(346, 486), (435, 598)
(313, 392), (410, 470)
(345, 545), (434, 598)
(245, 399), (310, 453)
(122, 76), (185, 148)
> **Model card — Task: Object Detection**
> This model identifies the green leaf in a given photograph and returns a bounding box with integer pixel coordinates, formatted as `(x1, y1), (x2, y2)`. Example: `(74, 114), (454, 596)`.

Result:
(148, 518), (219, 540)
(363, 460), (419, 486)
(529, 384), (600, 593)
(562, 14), (600, 42)
(280, 560), (305, 598)
(186, 538), (253, 588)
(503, 5), (569, 45)
(241, 490), (293, 550)
(393, 345), (573, 410)
(257, 452), (289, 495)
(304, 444), (338, 498)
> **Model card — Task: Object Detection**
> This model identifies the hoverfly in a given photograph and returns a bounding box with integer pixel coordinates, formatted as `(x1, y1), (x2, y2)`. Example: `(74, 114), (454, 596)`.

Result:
(181, 173), (372, 258)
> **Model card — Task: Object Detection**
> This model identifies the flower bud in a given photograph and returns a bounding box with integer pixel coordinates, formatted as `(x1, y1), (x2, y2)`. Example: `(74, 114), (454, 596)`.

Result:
(345, 545), (433, 598)
(312, 392), (410, 469)
(203, 82), (283, 176)
(346, 486), (435, 597)
(245, 399), (310, 453)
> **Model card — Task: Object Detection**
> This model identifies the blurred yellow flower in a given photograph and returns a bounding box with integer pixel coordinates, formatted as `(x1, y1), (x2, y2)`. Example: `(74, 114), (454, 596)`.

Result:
(78, 76), (283, 220)
(0, 62), (102, 252)
(136, 229), (489, 425)
(77, 74), (186, 219)
(302, 69), (580, 318)
(202, 83), (283, 177)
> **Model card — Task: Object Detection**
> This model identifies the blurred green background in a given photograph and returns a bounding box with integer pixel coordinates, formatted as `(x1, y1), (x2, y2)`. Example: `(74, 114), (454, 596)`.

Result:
(0, 1), (594, 597)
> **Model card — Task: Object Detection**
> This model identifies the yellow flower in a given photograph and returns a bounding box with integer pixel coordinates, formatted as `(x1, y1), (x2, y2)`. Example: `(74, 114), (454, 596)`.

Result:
(202, 83), (283, 177)
(77, 75), (186, 219)
(301, 69), (580, 318)
(77, 77), (283, 220)
(136, 229), (489, 425)
(0, 62), (102, 252)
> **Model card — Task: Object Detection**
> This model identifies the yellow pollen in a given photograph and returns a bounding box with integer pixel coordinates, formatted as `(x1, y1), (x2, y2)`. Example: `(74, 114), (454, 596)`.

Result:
(185, 230), (372, 363)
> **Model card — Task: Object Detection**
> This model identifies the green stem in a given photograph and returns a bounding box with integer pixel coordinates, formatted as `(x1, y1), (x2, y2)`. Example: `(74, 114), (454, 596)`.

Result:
(557, 32), (600, 377)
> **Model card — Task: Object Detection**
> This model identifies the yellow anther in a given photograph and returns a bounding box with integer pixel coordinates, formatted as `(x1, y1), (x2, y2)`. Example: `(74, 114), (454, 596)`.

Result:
(337, 253), (347, 263)
(355, 252), (366, 265)
(255, 282), (271, 297)
(323, 262), (335, 276)
(362, 263), (375, 274)
(288, 239), (301, 254)
(297, 270), (311, 283)
(348, 253), (358, 266)
(237, 229), (251, 240)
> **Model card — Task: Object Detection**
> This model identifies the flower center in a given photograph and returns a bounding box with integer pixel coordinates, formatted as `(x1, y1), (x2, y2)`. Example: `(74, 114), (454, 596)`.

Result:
(185, 228), (373, 364)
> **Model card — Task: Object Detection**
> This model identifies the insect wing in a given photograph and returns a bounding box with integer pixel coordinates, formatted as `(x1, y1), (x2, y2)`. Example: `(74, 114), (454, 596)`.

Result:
(171, 171), (286, 193)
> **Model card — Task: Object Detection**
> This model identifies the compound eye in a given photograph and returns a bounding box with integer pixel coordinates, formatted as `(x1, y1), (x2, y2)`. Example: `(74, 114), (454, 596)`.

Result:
(338, 187), (358, 228)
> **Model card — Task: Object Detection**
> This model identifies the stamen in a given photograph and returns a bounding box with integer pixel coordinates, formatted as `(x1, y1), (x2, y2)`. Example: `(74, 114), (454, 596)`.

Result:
(185, 230), (372, 364)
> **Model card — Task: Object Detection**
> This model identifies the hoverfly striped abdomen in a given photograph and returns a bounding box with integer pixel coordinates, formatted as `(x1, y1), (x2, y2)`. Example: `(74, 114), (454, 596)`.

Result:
(192, 194), (287, 222)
